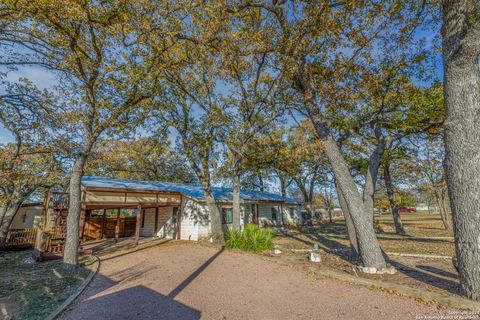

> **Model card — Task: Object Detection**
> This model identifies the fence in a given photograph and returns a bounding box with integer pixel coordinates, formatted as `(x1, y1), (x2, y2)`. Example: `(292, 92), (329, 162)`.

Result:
(6, 228), (38, 247)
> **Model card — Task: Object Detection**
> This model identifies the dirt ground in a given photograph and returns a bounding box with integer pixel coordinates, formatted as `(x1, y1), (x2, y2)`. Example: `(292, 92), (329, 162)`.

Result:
(0, 250), (89, 320)
(60, 242), (451, 320)
(274, 231), (459, 295)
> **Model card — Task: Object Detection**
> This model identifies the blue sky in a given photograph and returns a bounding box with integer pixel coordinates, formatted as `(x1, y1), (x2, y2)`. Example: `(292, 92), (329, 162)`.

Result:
(0, 26), (444, 145)
(0, 66), (58, 143)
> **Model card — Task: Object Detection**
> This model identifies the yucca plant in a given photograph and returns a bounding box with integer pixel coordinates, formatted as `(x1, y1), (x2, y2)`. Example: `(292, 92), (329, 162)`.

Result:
(225, 229), (242, 248)
(225, 224), (275, 253)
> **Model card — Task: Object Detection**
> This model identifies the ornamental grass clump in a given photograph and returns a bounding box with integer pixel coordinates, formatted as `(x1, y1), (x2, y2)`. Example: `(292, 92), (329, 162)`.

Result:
(225, 224), (275, 253)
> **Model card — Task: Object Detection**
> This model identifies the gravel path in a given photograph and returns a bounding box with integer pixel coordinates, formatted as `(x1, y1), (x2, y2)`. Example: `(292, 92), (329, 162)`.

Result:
(61, 242), (446, 320)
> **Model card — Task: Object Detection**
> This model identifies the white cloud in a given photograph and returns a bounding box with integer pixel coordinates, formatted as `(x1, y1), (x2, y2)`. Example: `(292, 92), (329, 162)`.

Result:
(4, 66), (58, 90)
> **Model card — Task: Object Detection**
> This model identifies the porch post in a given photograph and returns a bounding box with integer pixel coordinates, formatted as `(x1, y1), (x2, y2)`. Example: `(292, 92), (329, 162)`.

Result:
(115, 208), (120, 243)
(253, 203), (259, 225)
(176, 196), (183, 240)
(154, 207), (159, 235)
(135, 204), (142, 245)
(101, 209), (106, 239)
(280, 203), (284, 226)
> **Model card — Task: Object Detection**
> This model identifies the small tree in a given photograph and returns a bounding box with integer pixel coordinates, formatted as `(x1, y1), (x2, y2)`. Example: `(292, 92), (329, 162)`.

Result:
(0, 80), (61, 250)
(157, 48), (226, 242)
(1, 1), (168, 266)
(85, 137), (196, 184)
(219, 50), (287, 230)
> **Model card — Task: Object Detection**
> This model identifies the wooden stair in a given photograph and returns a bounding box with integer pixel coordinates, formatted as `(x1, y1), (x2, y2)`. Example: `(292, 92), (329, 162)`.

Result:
(34, 192), (91, 261)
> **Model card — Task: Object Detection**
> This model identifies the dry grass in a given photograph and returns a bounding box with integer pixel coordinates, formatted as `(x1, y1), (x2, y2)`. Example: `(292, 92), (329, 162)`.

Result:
(0, 250), (90, 320)
(291, 213), (455, 257)
(271, 213), (460, 298)
(280, 233), (455, 257)
(374, 212), (453, 238)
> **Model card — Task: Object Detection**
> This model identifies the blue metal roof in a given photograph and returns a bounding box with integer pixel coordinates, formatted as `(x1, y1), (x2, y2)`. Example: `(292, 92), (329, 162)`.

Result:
(82, 176), (301, 204)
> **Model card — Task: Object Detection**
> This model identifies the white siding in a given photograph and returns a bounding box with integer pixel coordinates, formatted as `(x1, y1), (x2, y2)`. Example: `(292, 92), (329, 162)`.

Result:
(180, 199), (210, 241)
(258, 203), (281, 226)
(140, 206), (180, 238)
(283, 205), (301, 225)
(10, 205), (43, 229)
(136, 200), (302, 241)
(156, 207), (176, 238)
(140, 208), (156, 237)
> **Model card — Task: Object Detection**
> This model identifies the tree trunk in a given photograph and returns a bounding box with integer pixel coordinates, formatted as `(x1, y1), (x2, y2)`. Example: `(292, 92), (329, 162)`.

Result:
(0, 205), (7, 229)
(440, 189), (452, 230)
(279, 175), (287, 197)
(324, 189), (333, 223)
(442, 0), (480, 300)
(383, 163), (406, 235)
(363, 137), (386, 224)
(258, 174), (265, 192)
(199, 177), (224, 244)
(324, 135), (386, 269)
(232, 169), (241, 230)
(295, 179), (314, 218)
(0, 203), (22, 251)
(336, 181), (359, 260)
(63, 155), (87, 268)
(435, 190), (451, 230)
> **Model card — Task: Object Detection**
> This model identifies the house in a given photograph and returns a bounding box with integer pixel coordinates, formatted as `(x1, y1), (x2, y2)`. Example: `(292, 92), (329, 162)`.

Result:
(300, 207), (344, 223)
(4, 192), (45, 230)
(34, 176), (302, 255)
(79, 176), (302, 242)
(4, 195), (44, 248)
(10, 203), (43, 230)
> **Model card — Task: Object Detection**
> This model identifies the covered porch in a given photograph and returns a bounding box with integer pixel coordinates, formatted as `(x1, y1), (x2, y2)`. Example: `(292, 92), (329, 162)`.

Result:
(80, 187), (184, 245)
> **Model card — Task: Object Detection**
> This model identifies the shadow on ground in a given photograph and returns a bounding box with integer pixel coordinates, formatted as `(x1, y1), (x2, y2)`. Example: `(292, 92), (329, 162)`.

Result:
(282, 227), (460, 296)
(62, 242), (224, 320)
(66, 284), (201, 320)
(389, 260), (460, 295)
(277, 229), (358, 263)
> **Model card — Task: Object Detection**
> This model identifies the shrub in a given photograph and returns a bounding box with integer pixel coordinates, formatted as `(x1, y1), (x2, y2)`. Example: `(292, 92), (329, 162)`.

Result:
(225, 224), (275, 253)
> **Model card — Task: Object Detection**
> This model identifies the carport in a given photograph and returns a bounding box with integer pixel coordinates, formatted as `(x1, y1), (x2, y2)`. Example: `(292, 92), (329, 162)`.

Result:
(80, 180), (183, 245)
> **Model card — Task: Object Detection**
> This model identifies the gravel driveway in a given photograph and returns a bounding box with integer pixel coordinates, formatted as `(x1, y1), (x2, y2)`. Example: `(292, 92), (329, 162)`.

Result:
(61, 242), (445, 320)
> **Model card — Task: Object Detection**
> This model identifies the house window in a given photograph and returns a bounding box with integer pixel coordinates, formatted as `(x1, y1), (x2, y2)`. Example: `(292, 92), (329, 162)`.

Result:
(172, 207), (179, 223)
(222, 208), (233, 224)
(271, 207), (278, 222)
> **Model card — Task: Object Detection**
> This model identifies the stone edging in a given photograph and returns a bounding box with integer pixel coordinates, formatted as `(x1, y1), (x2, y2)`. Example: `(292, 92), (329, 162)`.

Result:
(289, 248), (453, 260)
(386, 252), (453, 259)
(46, 255), (100, 320)
(304, 232), (454, 242)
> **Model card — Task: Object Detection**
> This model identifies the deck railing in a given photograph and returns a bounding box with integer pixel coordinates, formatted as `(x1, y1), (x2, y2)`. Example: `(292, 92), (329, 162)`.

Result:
(39, 226), (66, 253)
(6, 228), (38, 246)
